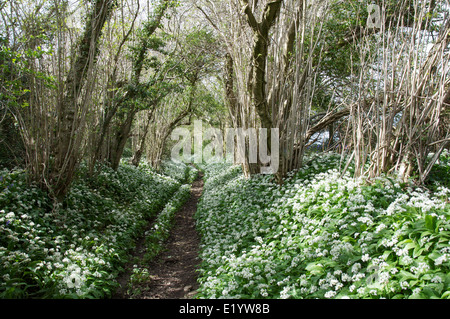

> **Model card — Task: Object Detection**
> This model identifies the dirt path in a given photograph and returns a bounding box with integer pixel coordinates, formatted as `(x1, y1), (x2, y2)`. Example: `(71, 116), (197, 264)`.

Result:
(113, 173), (203, 299)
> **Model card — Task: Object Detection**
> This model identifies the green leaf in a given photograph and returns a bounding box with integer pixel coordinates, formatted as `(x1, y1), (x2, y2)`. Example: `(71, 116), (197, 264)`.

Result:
(425, 215), (437, 232)
(413, 247), (425, 258)
(305, 262), (324, 275)
(422, 287), (441, 299)
(399, 270), (418, 281)
(441, 291), (450, 299)
(404, 242), (417, 251)
(428, 251), (442, 261)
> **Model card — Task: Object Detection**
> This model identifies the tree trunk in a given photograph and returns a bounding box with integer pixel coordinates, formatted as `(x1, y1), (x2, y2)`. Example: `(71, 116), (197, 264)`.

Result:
(131, 109), (154, 166)
(242, 0), (282, 130)
(109, 108), (138, 171)
(50, 0), (115, 201)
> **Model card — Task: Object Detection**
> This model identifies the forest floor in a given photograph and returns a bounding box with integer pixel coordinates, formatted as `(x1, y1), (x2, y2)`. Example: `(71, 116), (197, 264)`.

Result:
(113, 173), (203, 299)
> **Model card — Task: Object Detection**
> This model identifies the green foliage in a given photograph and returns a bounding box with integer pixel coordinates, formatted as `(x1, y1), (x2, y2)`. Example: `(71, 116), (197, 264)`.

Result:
(175, 27), (222, 84)
(160, 160), (198, 184)
(195, 153), (450, 299)
(0, 36), (55, 109)
(426, 149), (450, 190)
(0, 113), (25, 169)
(126, 265), (153, 297)
(0, 160), (195, 298)
(315, 0), (369, 81)
(0, 34), (55, 169)
(191, 84), (227, 126)
(115, 0), (183, 117)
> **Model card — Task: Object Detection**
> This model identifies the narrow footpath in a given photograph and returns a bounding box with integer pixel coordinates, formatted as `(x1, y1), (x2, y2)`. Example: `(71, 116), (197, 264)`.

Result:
(114, 173), (203, 299)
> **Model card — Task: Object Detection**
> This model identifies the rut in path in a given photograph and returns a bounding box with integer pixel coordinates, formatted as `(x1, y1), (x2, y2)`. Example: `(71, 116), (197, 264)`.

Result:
(114, 173), (204, 299)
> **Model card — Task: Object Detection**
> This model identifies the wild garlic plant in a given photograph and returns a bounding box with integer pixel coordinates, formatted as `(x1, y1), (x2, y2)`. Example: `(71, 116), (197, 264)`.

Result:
(195, 153), (450, 299)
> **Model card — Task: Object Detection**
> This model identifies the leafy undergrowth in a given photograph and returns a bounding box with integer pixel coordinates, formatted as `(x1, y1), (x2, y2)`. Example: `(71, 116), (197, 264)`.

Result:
(0, 160), (197, 298)
(143, 162), (197, 261)
(195, 152), (450, 299)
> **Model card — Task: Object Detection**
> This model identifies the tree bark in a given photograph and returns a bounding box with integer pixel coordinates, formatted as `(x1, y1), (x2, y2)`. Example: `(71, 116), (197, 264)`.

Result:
(305, 107), (351, 142)
(131, 109), (155, 167)
(109, 108), (138, 171)
(242, 0), (282, 130)
(51, 0), (115, 201)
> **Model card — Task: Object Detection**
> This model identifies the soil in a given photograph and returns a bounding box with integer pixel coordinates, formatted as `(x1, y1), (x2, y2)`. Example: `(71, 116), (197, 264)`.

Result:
(113, 173), (203, 299)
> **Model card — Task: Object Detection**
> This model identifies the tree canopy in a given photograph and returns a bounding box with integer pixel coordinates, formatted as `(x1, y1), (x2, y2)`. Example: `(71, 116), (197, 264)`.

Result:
(0, 0), (448, 199)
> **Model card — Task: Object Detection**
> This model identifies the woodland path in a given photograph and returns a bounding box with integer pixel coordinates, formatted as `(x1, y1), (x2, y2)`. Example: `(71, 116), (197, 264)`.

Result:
(113, 173), (204, 299)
